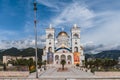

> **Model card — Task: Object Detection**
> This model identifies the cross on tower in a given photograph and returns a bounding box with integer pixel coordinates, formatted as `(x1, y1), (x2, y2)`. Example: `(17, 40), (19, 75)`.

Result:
(49, 24), (52, 28)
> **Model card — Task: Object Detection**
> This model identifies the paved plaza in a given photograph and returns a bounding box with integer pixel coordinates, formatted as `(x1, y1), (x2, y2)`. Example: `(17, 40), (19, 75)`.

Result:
(29, 67), (94, 78)
(1, 67), (120, 80)
(39, 67), (94, 78)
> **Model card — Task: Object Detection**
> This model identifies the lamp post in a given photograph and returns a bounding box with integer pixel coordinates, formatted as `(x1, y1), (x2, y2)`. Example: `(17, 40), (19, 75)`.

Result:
(33, 0), (38, 78)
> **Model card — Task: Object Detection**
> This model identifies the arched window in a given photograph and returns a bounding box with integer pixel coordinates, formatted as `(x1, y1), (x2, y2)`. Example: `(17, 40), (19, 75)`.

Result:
(49, 42), (51, 45)
(67, 55), (72, 64)
(73, 33), (79, 38)
(75, 42), (77, 44)
(74, 47), (78, 52)
(61, 55), (66, 60)
(48, 47), (52, 52)
(48, 34), (53, 39)
(67, 55), (71, 60)
(55, 55), (59, 60)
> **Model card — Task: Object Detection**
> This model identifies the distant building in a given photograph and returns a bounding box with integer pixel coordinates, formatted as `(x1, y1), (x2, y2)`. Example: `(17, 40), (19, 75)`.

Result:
(3, 55), (35, 64)
(42, 24), (85, 66)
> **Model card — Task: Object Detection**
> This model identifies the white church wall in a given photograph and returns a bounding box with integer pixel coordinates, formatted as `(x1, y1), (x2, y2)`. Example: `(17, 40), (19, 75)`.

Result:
(43, 24), (85, 66)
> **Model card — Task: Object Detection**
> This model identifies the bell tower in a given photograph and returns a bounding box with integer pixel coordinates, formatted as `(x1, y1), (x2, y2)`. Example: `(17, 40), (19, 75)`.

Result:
(71, 24), (80, 53)
(46, 24), (55, 53)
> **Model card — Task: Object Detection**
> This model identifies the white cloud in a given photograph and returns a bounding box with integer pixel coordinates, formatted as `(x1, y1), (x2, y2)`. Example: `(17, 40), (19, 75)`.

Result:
(39, 35), (46, 40)
(84, 43), (120, 54)
(37, 0), (64, 12)
(0, 35), (46, 49)
(82, 11), (120, 45)
(37, 0), (57, 9)
(51, 2), (95, 29)
(1, 0), (120, 53)
(82, 11), (120, 53)
(38, 1), (120, 53)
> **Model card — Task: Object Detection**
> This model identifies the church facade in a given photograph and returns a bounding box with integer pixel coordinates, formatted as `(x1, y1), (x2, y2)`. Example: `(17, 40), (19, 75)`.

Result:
(42, 24), (85, 66)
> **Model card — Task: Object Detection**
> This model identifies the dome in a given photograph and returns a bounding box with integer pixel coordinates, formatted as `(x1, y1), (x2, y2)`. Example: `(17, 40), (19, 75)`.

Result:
(57, 31), (68, 37)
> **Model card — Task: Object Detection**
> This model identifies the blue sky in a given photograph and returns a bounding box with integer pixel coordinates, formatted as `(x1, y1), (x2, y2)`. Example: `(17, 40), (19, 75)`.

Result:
(0, 0), (120, 53)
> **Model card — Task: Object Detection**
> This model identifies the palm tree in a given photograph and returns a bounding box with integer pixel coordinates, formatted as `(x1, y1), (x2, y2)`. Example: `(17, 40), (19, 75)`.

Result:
(60, 59), (66, 70)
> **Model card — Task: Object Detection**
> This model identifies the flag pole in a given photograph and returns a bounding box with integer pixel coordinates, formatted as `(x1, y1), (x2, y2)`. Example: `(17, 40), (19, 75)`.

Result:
(33, 0), (38, 78)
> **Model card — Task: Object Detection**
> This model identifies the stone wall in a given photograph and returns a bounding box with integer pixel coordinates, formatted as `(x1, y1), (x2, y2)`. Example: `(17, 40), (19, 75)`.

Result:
(0, 71), (29, 77)
(0, 78), (120, 80)
(95, 71), (120, 77)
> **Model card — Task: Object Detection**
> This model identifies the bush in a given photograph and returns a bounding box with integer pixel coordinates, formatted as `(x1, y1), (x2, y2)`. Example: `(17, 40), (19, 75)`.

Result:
(76, 63), (79, 67)
(91, 67), (97, 73)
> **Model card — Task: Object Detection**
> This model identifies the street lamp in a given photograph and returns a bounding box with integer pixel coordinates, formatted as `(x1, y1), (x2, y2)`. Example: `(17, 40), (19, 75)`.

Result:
(33, 0), (38, 78)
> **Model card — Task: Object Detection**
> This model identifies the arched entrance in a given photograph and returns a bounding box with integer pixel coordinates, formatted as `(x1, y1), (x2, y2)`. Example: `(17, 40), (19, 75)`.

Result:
(61, 54), (66, 60)
(74, 47), (78, 52)
(55, 55), (59, 64)
(48, 47), (52, 52)
(67, 55), (72, 64)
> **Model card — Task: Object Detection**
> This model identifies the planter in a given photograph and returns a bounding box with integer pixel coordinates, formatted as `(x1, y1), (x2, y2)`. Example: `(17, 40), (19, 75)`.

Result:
(0, 71), (29, 77)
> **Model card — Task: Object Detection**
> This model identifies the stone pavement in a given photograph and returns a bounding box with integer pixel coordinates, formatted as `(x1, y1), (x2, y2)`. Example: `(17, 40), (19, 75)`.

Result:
(38, 67), (95, 78)
(0, 67), (120, 80)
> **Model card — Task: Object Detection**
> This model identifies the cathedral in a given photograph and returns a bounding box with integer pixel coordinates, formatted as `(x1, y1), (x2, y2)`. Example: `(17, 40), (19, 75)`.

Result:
(42, 24), (85, 66)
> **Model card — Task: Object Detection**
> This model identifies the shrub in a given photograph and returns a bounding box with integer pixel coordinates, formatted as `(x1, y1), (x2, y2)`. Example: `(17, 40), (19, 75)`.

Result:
(76, 63), (79, 67)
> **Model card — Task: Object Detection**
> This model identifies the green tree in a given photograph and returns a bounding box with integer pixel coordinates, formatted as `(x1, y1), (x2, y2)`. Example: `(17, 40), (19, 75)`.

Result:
(103, 58), (111, 70)
(85, 59), (88, 68)
(94, 58), (102, 70)
(60, 59), (66, 70)
(38, 60), (42, 68)
(88, 60), (94, 68)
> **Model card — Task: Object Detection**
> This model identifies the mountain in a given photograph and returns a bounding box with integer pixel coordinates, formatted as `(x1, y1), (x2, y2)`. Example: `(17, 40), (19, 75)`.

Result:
(94, 50), (120, 60)
(85, 50), (120, 60)
(0, 47), (20, 59)
(20, 47), (43, 60)
(0, 47), (43, 61)
(2, 47), (20, 55)
(84, 54), (94, 59)
(0, 48), (120, 61)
